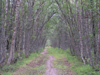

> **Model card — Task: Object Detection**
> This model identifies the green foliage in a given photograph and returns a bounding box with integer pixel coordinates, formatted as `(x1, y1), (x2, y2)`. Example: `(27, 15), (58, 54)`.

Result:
(32, 35), (36, 39)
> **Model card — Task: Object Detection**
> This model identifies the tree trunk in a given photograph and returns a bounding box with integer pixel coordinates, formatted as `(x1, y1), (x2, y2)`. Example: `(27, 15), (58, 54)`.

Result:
(7, 0), (20, 64)
(18, 0), (25, 58)
(96, 0), (100, 64)
(90, 0), (97, 66)
(0, 0), (2, 64)
(76, 0), (85, 64)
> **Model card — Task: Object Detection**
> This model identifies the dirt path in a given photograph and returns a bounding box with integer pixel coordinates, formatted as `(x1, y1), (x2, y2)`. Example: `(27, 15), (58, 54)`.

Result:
(13, 48), (76, 75)
(42, 48), (58, 75)
(46, 55), (57, 75)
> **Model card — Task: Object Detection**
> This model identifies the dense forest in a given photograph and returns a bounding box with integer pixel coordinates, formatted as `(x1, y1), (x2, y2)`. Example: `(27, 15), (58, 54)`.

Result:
(0, 0), (100, 74)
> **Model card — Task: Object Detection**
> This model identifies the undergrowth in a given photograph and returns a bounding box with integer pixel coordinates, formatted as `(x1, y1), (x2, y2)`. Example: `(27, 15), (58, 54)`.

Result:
(47, 47), (100, 75)
(0, 49), (43, 75)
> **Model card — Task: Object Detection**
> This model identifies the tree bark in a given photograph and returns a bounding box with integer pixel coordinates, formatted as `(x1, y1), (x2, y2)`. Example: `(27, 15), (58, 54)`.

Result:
(96, 0), (100, 64)
(90, 0), (97, 66)
(76, 0), (85, 64)
(7, 0), (20, 64)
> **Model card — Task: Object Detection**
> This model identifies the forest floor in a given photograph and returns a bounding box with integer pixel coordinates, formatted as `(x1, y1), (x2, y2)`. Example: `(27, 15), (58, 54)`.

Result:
(1, 47), (99, 75)
(12, 47), (76, 75)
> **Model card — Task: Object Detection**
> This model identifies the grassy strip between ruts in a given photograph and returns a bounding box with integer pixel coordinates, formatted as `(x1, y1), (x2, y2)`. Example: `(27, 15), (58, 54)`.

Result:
(47, 47), (100, 75)
(0, 49), (44, 75)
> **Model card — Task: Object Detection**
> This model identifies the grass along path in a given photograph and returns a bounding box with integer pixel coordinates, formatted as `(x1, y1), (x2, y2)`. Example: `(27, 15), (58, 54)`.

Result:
(0, 51), (43, 75)
(47, 47), (100, 75)
(1, 47), (100, 75)
(0, 49), (48, 75)
(47, 47), (76, 75)
(13, 54), (48, 75)
(8, 47), (76, 75)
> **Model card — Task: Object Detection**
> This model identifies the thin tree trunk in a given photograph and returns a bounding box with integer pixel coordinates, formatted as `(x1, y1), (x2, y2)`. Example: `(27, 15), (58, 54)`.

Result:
(90, 0), (97, 66)
(0, 0), (3, 64)
(96, 0), (100, 64)
(76, 0), (85, 64)
(7, 0), (20, 64)
(18, 0), (25, 58)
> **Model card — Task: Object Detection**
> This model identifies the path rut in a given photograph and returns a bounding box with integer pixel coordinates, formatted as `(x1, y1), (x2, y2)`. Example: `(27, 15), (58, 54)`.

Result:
(42, 48), (58, 75)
